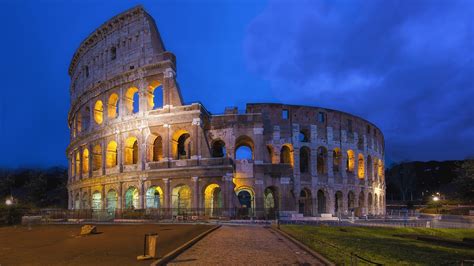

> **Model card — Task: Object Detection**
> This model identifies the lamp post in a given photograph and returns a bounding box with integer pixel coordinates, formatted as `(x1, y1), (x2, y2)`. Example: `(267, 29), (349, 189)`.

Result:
(432, 193), (441, 214)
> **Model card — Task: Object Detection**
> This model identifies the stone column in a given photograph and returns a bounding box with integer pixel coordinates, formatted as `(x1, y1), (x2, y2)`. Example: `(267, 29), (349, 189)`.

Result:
(222, 174), (234, 211)
(327, 149), (334, 184)
(139, 179), (145, 209)
(101, 185), (106, 210)
(192, 176), (199, 212)
(140, 130), (147, 170)
(191, 118), (201, 159)
(117, 134), (124, 173)
(163, 178), (171, 209)
(78, 148), (83, 180)
(253, 127), (264, 164)
(101, 139), (106, 175)
(118, 182), (123, 210)
(88, 143), (93, 178)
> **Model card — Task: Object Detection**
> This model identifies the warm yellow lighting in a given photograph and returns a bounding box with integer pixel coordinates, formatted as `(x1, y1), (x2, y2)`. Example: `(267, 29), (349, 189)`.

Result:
(92, 144), (102, 171)
(106, 141), (118, 168)
(5, 198), (13, 206)
(75, 152), (81, 176)
(107, 93), (119, 119)
(125, 87), (139, 113)
(124, 137), (138, 165)
(147, 81), (162, 110)
(433, 196), (440, 202)
(82, 148), (89, 173)
(93, 100), (104, 124)
(346, 150), (355, 173)
(280, 144), (294, 167)
(358, 153), (365, 179)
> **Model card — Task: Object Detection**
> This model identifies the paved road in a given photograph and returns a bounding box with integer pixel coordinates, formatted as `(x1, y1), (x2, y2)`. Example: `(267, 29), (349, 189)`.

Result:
(169, 225), (325, 265)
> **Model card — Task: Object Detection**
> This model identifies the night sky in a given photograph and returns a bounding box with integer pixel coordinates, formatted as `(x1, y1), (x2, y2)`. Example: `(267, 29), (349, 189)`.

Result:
(0, 0), (472, 168)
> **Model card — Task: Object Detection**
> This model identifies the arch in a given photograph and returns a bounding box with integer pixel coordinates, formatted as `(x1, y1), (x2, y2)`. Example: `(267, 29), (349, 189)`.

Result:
(264, 186), (278, 218)
(106, 189), (118, 212)
(82, 106), (90, 131)
(358, 154), (365, 179)
(300, 146), (310, 173)
(280, 144), (294, 167)
(317, 189), (326, 213)
(211, 140), (226, 158)
(172, 130), (191, 160)
(204, 184), (222, 217)
(74, 192), (80, 209)
(236, 187), (255, 217)
(91, 191), (102, 210)
(125, 87), (139, 114)
(106, 141), (118, 168)
(373, 158), (379, 182)
(317, 147), (328, 175)
(124, 136), (138, 165)
(75, 152), (80, 176)
(151, 135), (163, 161)
(92, 144), (102, 171)
(107, 93), (119, 119)
(146, 186), (163, 208)
(172, 184), (192, 215)
(266, 145), (274, 163)
(374, 193), (378, 214)
(76, 112), (82, 134)
(93, 100), (104, 124)
(379, 194), (383, 213)
(81, 192), (89, 209)
(335, 191), (343, 215)
(348, 191), (355, 211)
(148, 81), (163, 110)
(82, 148), (89, 174)
(298, 129), (309, 142)
(368, 192), (373, 214)
(367, 155), (373, 180)
(346, 150), (355, 173)
(358, 191), (365, 216)
(378, 159), (384, 182)
(332, 148), (342, 173)
(125, 186), (139, 209)
(298, 188), (312, 216)
(235, 135), (254, 160)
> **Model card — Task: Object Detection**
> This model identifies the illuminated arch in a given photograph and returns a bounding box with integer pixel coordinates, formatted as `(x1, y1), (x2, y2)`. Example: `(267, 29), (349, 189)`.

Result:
(204, 184), (222, 217)
(358, 154), (365, 179)
(93, 100), (104, 124)
(107, 93), (119, 119)
(146, 186), (163, 208)
(125, 87), (139, 113)
(92, 144), (102, 171)
(235, 186), (255, 217)
(172, 184), (192, 215)
(280, 144), (294, 167)
(82, 148), (89, 174)
(172, 130), (191, 160)
(346, 150), (355, 173)
(106, 190), (118, 212)
(75, 152), (80, 176)
(148, 135), (163, 162)
(125, 186), (139, 209)
(75, 112), (82, 134)
(92, 191), (102, 210)
(124, 136), (138, 165)
(106, 141), (118, 168)
(147, 81), (163, 110)
(333, 148), (342, 173)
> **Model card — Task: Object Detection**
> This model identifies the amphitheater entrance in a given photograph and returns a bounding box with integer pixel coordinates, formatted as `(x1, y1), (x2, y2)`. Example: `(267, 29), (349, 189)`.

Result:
(172, 185), (191, 215)
(335, 191), (343, 217)
(236, 188), (254, 218)
(264, 187), (278, 219)
(204, 184), (222, 217)
(106, 190), (118, 212)
(317, 190), (326, 214)
(298, 189), (312, 216)
(146, 186), (163, 209)
(91, 191), (102, 210)
(125, 187), (139, 209)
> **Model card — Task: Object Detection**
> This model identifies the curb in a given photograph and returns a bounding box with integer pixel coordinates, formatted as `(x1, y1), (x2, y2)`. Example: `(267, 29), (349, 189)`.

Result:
(269, 226), (335, 266)
(151, 224), (221, 266)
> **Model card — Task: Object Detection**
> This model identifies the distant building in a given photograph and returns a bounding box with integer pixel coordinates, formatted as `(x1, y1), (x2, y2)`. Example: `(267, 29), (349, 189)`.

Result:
(66, 6), (385, 218)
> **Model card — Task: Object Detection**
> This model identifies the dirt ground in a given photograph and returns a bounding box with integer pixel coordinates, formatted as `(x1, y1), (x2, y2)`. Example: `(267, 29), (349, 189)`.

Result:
(0, 223), (213, 266)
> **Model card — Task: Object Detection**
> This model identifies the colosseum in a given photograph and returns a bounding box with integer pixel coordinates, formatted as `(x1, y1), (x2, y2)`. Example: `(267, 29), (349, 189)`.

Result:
(66, 6), (385, 220)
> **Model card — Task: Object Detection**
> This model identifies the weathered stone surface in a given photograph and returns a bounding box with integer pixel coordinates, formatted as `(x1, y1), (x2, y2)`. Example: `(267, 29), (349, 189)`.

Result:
(80, 225), (97, 235)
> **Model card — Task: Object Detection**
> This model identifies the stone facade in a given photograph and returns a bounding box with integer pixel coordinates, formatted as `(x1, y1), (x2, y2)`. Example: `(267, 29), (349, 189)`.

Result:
(66, 6), (385, 218)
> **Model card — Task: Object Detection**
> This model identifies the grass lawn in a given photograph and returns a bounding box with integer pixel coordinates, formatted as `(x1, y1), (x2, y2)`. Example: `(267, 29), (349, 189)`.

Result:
(281, 225), (474, 265)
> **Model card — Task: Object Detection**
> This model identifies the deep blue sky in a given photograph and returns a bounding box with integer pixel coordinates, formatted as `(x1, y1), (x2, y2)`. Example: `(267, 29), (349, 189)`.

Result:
(0, 0), (472, 168)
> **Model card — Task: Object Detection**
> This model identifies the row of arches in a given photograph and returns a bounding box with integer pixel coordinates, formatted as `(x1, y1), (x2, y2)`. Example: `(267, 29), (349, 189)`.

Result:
(73, 82), (164, 136)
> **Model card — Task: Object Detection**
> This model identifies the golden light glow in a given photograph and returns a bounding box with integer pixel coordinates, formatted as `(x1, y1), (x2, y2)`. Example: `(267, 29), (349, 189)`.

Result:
(125, 87), (139, 113)
(82, 148), (89, 174)
(280, 144), (294, 167)
(92, 144), (102, 171)
(346, 150), (355, 173)
(358, 153), (365, 179)
(107, 93), (119, 119)
(147, 80), (162, 110)
(106, 141), (117, 168)
(204, 184), (221, 211)
(124, 136), (138, 165)
(93, 100), (104, 124)
(75, 152), (80, 176)
(172, 130), (191, 159)
(378, 159), (384, 182)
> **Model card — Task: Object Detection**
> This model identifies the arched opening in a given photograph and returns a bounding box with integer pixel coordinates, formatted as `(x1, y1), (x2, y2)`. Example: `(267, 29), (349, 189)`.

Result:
(235, 135), (254, 160)
(367, 155), (373, 181)
(106, 190), (118, 212)
(108, 93), (119, 119)
(280, 145), (294, 167)
(83, 106), (91, 131)
(148, 81), (163, 110)
(92, 191), (102, 210)
(300, 147), (310, 173)
(177, 133), (191, 159)
(317, 147), (328, 175)
(335, 191), (343, 215)
(146, 186), (163, 209)
(299, 188), (312, 216)
(236, 188), (254, 218)
(204, 184), (222, 217)
(358, 154), (365, 179)
(75, 152), (80, 176)
(92, 144), (102, 171)
(374, 193), (378, 214)
(172, 185), (192, 215)
(211, 140), (226, 158)
(298, 129), (309, 142)
(378, 159), (384, 182)
(264, 187), (278, 219)
(125, 187), (139, 209)
(93, 100), (104, 125)
(373, 158), (379, 182)
(346, 150), (355, 174)
(124, 137), (138, 165)
(74, 193), (80, 209)
(266, 145), (274, 163)
(333, 148), (341, 173)
(358, 191), (365, 216)
(82, 192), (89, 209)
(106, 141), (118, 168)
(317, 190), (326, 214)
(379, 194), (383, 213)
(368, 193), (373, 214)
(82, 148), (89, 174)
(348, 191), (355, 211)
(152, 136), (163, 161)
(125, 87), (139, 114)
(76, 112), (82, 134)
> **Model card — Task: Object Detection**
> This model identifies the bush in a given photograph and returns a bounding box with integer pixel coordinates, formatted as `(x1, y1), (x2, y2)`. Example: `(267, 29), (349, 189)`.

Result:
(0, 205), (27, 225)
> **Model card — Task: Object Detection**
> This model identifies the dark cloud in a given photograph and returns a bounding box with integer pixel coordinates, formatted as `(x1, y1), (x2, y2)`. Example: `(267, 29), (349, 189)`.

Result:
(244, 0), (474, 162)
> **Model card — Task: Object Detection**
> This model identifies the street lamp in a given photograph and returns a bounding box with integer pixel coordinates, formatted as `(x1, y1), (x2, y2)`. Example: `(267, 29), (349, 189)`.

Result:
(5, 198), (13, 206)
(432, 196), (440, 202)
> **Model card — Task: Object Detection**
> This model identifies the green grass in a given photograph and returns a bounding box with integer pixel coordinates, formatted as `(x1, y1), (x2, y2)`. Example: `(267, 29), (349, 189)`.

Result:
(281, 225), (474, 265)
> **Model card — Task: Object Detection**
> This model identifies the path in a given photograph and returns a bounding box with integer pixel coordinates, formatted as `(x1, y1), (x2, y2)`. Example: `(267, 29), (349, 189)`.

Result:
(169, 225), (325, 265)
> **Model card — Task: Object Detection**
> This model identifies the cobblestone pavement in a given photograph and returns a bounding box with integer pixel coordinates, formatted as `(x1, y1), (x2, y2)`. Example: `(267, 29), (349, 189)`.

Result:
(169, 225), (324, 265)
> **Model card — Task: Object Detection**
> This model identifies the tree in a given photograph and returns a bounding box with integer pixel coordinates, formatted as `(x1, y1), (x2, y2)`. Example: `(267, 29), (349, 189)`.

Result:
(455, 159), (474, 202)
